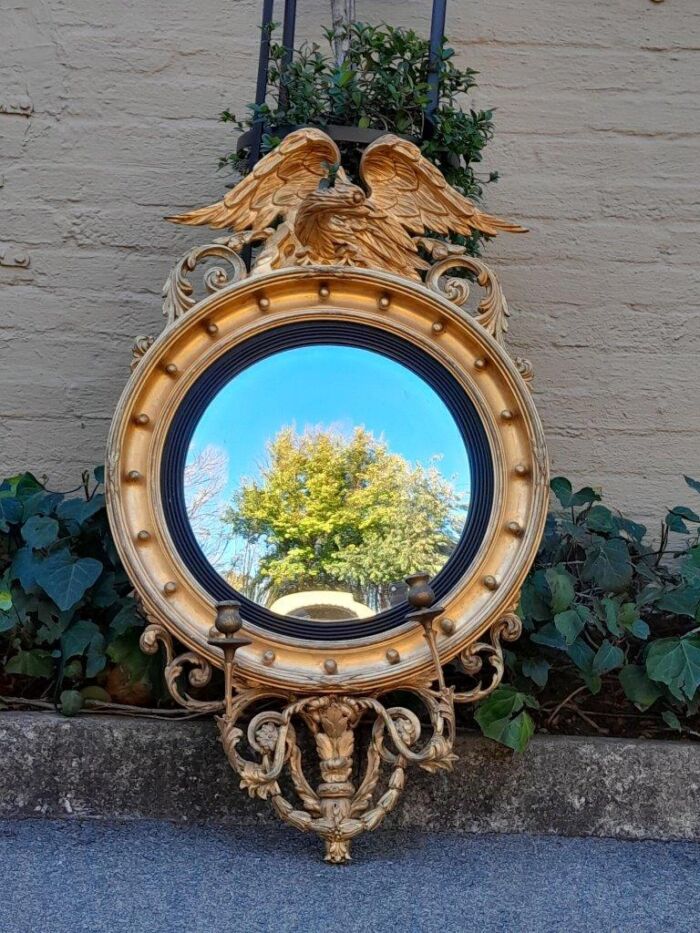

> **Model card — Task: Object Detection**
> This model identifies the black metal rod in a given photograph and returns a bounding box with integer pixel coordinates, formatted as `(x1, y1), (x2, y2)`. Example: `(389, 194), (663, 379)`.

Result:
(247, 0), (275, 170)
(278, 0), (298, 111)
(426, 0), (448, 127)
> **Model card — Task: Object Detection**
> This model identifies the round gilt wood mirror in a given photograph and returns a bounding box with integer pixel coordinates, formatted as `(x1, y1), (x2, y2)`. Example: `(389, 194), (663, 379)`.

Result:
(107, 265), (547, 693)
(105, 129), (548, 861)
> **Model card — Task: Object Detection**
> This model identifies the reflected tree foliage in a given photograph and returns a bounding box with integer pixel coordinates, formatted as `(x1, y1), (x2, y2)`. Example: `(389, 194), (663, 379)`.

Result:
(221, 426), (466, 611)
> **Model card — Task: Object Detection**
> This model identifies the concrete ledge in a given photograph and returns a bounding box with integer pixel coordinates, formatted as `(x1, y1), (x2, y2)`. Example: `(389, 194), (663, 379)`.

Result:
(1, 712), (698, 841)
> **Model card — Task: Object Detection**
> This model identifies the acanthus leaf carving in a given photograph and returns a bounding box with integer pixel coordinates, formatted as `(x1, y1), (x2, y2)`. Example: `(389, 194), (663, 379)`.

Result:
(162, 234), (249, 325)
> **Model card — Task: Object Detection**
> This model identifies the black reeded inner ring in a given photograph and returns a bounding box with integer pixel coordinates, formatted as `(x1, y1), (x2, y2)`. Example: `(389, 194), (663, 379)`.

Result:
(161, 320), (494, 640)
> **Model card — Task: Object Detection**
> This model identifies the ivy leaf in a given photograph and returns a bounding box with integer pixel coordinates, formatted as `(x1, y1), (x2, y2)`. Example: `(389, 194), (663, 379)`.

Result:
(550, 477), (573, 508)
(684, 475), (700, 496)
(656, 584), (700, 620)
(619, 665), (662, 711)
(61, 620), (107, 678)
(592, 639), (624, 675)
(21, 515), (59, 550)
(0, 496), (22, 532)
(681, 547), (700, 584)
(666, 510), (690, 533)
(56, 494), (105, 528)
(5, 649), (54, 678)
(601, 597), (621, 636)
(586, 505), (615, 534)
(670, 506), (700, 524)
(581, 537), (633, 594)
(35, 608), (73, 645)
(570, 486), (602, 507)
(10, 547), (42, 591)
(2, 472), (43, 500)
(662, 710), (682, 732)
(109, 602), (143, 636)
(61, 619), (101, 660)
(107, 628), (153, 682)
(35, 549), (103, 611)
(617, 601), (638, 630)
(519, 570), (551, 623)
(545, 566), (575, 613)
(666, 506), (700, 534)
(567, 638), (602, 693)
(554, 609), (585, 645)
(646, 636), (700, 700)
(0, 573), (12, 613)
(615, 516), (647, 543)
(550, 477), (600, 508)
(530, 623), (567, 651)
(21, 491), (62, 521)
(474, 685), (537, 752)
(81, 685), (111, 703)
(631, 619), (650, 640)
(521, 657), (550, 688)
(90, 572), (119, 609)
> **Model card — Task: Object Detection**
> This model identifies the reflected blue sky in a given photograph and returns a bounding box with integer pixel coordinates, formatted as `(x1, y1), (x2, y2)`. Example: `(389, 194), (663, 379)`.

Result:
(187, 345), (472, 503)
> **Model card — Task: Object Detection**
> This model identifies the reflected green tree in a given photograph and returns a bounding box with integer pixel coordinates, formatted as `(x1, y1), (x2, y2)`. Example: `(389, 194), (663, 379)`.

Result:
(222, 426), (465, 611)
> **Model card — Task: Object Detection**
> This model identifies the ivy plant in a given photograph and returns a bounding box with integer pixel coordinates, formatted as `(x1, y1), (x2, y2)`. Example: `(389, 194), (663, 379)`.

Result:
(0, 471), (159, 715)
(220, 22), (498, 255)
(471, 475), (700, 751)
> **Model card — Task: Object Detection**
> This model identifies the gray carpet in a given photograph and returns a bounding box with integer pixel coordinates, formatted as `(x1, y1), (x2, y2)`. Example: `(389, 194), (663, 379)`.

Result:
(1, 820), (698, 932)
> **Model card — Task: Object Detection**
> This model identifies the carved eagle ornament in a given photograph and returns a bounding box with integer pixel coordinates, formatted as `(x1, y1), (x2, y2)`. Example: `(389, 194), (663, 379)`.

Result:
(167, 128), (526, 280)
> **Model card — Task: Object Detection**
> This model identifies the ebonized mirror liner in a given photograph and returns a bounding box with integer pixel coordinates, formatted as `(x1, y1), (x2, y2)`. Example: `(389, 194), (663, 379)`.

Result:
(161, 320), (494, 640)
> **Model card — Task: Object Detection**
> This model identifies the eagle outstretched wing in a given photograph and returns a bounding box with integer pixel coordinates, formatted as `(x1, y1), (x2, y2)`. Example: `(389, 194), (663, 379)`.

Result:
(166, 128), (340, 233)
(360, 135), (527, 239)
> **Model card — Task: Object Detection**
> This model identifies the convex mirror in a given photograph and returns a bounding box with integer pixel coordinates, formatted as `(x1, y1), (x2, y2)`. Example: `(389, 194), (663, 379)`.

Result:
(184, 344), (472, 623)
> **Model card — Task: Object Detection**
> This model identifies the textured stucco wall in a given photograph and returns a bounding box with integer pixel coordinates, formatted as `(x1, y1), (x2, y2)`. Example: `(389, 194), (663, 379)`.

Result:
(1, 0), (699, 526)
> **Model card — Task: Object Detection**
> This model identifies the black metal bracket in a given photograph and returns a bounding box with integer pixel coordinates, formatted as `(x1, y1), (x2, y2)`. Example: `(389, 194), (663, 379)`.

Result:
(239, 0), (449, 170)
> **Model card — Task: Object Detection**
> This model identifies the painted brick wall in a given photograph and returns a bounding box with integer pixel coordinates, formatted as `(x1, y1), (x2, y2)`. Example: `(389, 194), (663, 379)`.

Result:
(2, 0), (699, 527)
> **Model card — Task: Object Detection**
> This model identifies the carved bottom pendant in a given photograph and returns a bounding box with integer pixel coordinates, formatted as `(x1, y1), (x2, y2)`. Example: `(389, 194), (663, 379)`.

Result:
(217, 689), (457, 863)
(140, 606), (521, 863)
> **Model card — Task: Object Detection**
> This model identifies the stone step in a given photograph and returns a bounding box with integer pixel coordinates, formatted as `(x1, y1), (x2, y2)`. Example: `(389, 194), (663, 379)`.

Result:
(2, 712), (698, 841)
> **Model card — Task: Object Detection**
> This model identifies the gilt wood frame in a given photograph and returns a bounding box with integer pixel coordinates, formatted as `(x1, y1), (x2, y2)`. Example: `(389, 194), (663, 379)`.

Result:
(106, 264), (548, 696)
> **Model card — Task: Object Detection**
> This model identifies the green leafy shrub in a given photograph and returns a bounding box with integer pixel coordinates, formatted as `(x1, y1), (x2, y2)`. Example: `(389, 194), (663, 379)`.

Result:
(471, 475), (700, 751)
(220, 22), (498, 255)
(0, 471), (157, 715)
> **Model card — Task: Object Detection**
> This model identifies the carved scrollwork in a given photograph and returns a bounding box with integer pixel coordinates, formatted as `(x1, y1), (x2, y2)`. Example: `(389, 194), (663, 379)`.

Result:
(214, 687), (457, 863)
(515, 355), (534, 387)
(139, 623), (223, 713)
(130, 335), (155, 371)
(453, 612), (523, 705)
(162, 234), (249, 325)
(423, 245), (511, 347)
(104, 437), (121, 495)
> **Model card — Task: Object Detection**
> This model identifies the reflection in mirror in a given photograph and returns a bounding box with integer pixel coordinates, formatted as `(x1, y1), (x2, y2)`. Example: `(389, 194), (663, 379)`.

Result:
(184, 346), (471, 621)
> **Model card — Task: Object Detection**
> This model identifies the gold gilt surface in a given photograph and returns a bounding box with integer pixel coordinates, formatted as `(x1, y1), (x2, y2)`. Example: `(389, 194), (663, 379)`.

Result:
(166, 127), (526, 281)
(106, 265), (548, 694)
